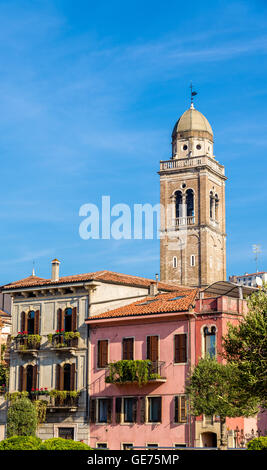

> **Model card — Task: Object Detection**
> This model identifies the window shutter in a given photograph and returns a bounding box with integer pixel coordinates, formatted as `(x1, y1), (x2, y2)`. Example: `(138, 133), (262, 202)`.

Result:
(72, 307), (77, 331)
(158, 397), (162, 423)
(139, 397), (146, 424)
(180, 396), (187, 422)
(19, 366), (26, 392)
(89, 398), (96, 423)
(34, 310), (40, 335)
(174, 396), (179, 423)
(21, 312), (26, 332)
(32, 364), (38, 390)
(70, 363), (76, 391)
(115, 397), (122, 423)
(175, 334), (187, 363)
(56, 364), (64, 390)
(107, 398), (112, 424)
(147, 336), (151, 360)
(98, 340), (108, 368)
(57, 309), (63, 331)
(132, 398), (138, 423)
(151, 336), (158, 362)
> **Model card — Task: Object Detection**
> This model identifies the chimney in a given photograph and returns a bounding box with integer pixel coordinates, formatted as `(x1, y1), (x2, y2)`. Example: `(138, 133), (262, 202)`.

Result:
(51, 259), (60, 281)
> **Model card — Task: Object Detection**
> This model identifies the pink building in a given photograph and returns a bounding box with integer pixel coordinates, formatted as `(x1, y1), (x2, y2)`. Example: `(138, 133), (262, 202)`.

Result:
(86, 282), (260, 450)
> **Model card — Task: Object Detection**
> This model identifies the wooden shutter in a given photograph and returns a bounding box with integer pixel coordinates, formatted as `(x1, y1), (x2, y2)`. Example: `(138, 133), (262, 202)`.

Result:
(32, 364), (38, 390)
(180, 396), (187, 422)
(107, 398), (112, 423)
(157, 397), (162, 423)
(34, 310), (40, 335)
(98, 340), (108, 368)
(21, 312), (26, 332)
(174, 396), (179, 423)
(123, 338), (133, 360)
(71, 307), (77, 331)
(57, 309), (64, 331)
(89, 398), (96, 423)
(132, 398), (138, 423)
(19, 365), (26, 392)
(56, 364), (64, 390)
(174, 334), (187, 363)
(147, 336), (158, 361)
(139, 397), (146, 423)
(115, 397), (122, 423)
(70, 363), (76, 391)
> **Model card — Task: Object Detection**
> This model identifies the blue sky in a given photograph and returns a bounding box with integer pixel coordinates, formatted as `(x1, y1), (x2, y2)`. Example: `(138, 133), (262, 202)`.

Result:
(0, 0), (266, 285)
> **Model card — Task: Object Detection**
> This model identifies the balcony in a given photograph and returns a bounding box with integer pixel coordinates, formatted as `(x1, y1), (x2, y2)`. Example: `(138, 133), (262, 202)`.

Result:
(7, 390), (80, 412)
(105, 360), (166, 386)
(48, 331), (80, 354)
(173, 216), (195, 227)
(13, 334), (41, 355)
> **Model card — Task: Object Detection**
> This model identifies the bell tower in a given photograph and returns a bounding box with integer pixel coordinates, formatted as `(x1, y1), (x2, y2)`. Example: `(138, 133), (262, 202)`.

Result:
(159, 99), (227, 288)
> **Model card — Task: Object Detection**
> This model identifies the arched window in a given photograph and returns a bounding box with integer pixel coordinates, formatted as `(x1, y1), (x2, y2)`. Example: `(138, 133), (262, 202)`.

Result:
(210, 191), (214, 219)
(56, 363), (76, 391)
(19, 364), (37, 392)
(215, 194), (219, 221)
(20, 310), (40, 335)
(186, 189), (194, 217)
(175, 191), (182, 218)
(63, 364), (71, 391)
(203, 326), (216, 358)
(64, 308), (73, 332)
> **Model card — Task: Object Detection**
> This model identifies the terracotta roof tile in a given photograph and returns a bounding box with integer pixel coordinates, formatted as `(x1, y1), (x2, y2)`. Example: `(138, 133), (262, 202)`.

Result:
(87, 288), (198, 320)
(2, 270), (183, 292)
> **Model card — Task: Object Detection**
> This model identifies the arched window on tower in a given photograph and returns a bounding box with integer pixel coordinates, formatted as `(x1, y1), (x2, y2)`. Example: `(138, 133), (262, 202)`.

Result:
(214, 194), (219, 221)
(175, 191), (183, 219)
(210, 191), (214, 219)
(186, 189), (194, 218)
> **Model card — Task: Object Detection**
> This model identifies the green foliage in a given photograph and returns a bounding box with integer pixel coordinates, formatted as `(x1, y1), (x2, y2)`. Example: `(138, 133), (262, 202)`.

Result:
(34, 400), (47, 424)
(49, 389), (80, 406)
(0, 363), (8, 386)
(38, 437), (92, 450)
(186, 357), (259, 418)
(6, 391), (29, 402)
(106, 360), (153, 386)
(0, 435), (41, 450)
(7, 396), (38, 437)
(222, 285), (267, 407)
(247, 436), (267, 450)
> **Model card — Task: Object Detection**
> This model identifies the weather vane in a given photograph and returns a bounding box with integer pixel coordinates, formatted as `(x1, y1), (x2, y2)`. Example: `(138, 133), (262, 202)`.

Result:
(190, 82), (198, 105)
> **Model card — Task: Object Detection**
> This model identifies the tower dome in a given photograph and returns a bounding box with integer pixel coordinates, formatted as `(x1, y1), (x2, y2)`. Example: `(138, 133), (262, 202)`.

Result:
(171, 104), (214, 159)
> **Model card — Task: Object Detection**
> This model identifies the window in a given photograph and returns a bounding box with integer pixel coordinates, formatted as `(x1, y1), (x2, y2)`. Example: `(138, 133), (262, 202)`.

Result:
(122, 337), (134, 360)
(58, 427), (74, 440)
(190, 255), (195, 267)
(174, 444), (187, 448)
(57, 307), (77, 332)
(56, 363), (76, 390)
(19, 364), (37, 393)
(122, 443), (133, 450)
(186, 189), (194, 217)
(175, 191), (183, 218)
(147, 335), (159, 362)
(123, 397), (137, 423)
(97, 340), (108, 368)
(147, 443), (158, 449)
(97, 443), (108, 449)
(173, 256), (177, 268)
(203, 326), (216, 358)
(148, 397), (162, 423)
(215, 194), (219, 220)
(98, 398), (112, 423)
(196, 144), (201, 150)
(21, 310), (40, 335)
(174, 334), (187, 363)
(174, 395), (187, 423)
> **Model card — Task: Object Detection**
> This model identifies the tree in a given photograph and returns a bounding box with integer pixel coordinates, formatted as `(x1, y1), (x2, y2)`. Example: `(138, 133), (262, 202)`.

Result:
(222, 286), (267, 407)
(7, 396), (38, 437)
(186, 357), (259, 448)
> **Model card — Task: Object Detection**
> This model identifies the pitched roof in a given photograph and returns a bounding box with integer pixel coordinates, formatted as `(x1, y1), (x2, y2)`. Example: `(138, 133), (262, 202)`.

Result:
(0, 309), (11, 318)
(86, 288), (198, 321)
(2, 270), (182, 292)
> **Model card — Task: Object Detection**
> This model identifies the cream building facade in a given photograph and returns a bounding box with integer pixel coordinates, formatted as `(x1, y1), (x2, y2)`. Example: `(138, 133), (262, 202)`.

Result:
(159, 103), (227, 288)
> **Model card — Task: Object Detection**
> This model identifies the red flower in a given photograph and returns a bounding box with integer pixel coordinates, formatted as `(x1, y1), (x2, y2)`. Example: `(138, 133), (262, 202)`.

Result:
(60, 329), (64, 332)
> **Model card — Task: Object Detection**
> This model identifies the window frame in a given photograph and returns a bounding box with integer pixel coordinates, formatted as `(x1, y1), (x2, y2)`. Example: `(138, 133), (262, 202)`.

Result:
(174, 333), (188, 364)
(97, 339), (109, 369)
(147, 396), (162, 424)
(122, 337), (134, 360)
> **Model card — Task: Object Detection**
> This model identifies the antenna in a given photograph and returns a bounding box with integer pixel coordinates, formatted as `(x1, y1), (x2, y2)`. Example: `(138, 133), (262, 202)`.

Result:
(32, 260), (36, 276)
(252, 244), (261, 273)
